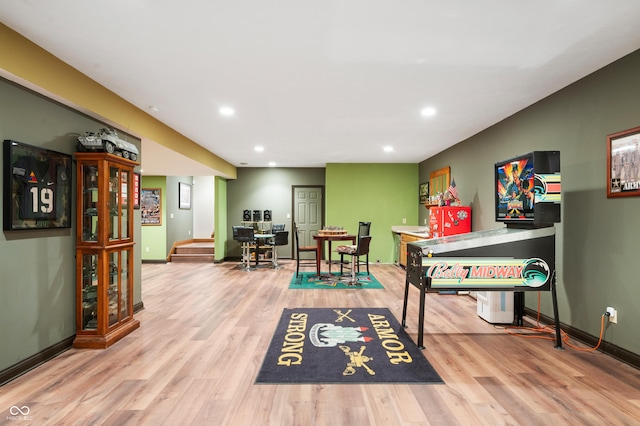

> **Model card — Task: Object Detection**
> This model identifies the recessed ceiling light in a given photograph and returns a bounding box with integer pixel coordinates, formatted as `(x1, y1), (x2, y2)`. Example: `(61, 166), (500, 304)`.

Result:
(383, 146), (394, 153)
(268, 162), (276, 167)
(254, 146), (264, 152)
(240, 162), (248, 165)
(421, 107), (437, 117)
(219, 106), (235, 117)
(149, 105), (160, 113)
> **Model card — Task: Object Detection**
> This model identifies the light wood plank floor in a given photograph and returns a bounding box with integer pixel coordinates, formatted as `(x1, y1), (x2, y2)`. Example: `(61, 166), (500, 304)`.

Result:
(2, 261), (640, 425)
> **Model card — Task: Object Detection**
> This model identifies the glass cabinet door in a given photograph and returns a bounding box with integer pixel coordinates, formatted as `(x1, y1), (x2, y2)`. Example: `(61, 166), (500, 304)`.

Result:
(120, 249), (130, 320)
(81, 163), (99, 243)
(109, 166), (119, 241)
(108, 251), (119, 327)
(108, 166), (131, 242)
(81, 253), (99, 330)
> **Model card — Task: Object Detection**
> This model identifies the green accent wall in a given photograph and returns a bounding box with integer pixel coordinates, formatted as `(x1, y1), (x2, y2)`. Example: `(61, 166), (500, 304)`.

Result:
(326, 163), (418, 264)
(215, 177), (228, 261)
(140, 176), (167, 261)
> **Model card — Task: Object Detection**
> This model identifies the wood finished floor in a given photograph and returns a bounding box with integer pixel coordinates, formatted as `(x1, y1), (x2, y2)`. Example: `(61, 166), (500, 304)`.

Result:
(2, 261), (640, 425)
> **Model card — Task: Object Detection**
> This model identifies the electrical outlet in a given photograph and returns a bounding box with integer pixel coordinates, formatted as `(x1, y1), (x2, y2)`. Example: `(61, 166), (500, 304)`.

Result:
(145, 247), (150, 252)
(606, 306), (618, 324)
(402, 218), (406, 224)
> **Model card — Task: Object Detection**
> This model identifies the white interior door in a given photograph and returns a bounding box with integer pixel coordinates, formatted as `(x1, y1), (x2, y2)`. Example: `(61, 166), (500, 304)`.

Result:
(293, 186), (323, 258)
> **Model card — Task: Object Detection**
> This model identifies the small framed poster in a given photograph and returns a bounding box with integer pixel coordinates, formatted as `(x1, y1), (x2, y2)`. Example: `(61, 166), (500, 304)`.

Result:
(419, 182), (429, 204)
(141, 188), (162, 225)
(3, 139), (72, 230)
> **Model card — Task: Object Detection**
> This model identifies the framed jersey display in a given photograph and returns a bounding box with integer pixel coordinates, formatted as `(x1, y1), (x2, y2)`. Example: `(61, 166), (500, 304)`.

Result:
(3, 140), (72, 230)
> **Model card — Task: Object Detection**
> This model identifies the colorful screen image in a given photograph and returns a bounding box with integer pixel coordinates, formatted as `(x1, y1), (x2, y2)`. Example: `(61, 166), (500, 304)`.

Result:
(495, 151), (561, 224)
(495, 154), (535, 221)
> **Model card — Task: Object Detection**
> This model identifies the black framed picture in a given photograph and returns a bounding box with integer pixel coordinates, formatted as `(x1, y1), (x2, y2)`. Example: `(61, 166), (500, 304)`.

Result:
(419, 182), (429, 204)
(3, 140), (72, 230)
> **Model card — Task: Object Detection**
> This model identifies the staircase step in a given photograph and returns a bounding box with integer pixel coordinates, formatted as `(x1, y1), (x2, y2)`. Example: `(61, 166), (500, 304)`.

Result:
(175, 246), (215, 255)
(170, 253), (215, 263)
(169, 240), (215, 262)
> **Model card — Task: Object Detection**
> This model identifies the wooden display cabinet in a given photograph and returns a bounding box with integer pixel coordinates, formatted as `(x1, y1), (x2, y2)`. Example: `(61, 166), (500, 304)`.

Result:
(73, 152), (140, 349)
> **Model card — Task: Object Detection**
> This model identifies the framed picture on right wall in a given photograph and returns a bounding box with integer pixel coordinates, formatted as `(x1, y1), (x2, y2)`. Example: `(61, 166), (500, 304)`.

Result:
(419, 182), (429, 204)
(607, 125), (640, 198)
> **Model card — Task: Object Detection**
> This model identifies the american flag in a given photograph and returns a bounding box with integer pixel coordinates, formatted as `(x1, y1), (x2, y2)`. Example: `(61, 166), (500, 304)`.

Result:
(448, 179), (458, 200)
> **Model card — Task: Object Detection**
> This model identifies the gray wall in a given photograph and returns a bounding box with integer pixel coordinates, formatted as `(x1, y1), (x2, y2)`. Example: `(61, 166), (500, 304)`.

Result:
(0, 78), (142, 374)
(420, 49), (640, 356)
(227, 167), (325, 258)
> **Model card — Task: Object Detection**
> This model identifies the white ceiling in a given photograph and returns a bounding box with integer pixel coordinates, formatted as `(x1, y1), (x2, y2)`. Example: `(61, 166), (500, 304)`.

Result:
(3, 1), (640, 176)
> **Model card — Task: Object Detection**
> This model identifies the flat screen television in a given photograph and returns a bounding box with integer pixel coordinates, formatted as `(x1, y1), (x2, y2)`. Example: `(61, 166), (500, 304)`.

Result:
(495, 151), (561, 225)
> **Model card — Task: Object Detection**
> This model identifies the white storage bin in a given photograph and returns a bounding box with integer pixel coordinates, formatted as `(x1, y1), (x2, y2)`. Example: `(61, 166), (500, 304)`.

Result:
(476, 291), (514, 324)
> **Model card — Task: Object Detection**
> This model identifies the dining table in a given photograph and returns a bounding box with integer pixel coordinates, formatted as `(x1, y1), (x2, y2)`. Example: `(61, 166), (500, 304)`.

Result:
(312, 233), (356, 276)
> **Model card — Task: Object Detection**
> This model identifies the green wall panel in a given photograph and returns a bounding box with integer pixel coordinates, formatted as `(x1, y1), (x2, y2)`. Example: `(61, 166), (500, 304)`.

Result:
(140, 176), (167, 261)
(215, 177), (228, 261)
(326, 163), (418, 264)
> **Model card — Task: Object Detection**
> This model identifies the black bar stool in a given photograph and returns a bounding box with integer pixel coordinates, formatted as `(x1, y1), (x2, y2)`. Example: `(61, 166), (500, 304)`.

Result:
(235, 226), (256, 271)
(269, 231), (289, 269)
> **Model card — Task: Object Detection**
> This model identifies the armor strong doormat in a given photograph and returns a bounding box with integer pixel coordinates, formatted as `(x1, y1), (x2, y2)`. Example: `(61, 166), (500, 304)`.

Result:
(255, 308), (443, 384)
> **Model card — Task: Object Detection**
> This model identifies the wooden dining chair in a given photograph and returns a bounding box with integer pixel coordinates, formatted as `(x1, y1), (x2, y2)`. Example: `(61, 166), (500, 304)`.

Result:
(293, 222), (318, 277)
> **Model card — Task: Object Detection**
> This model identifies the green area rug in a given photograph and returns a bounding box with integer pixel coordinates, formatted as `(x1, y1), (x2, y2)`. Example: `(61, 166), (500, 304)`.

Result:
(255, 307), (444, 384)
(289, 271), (384, 289)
